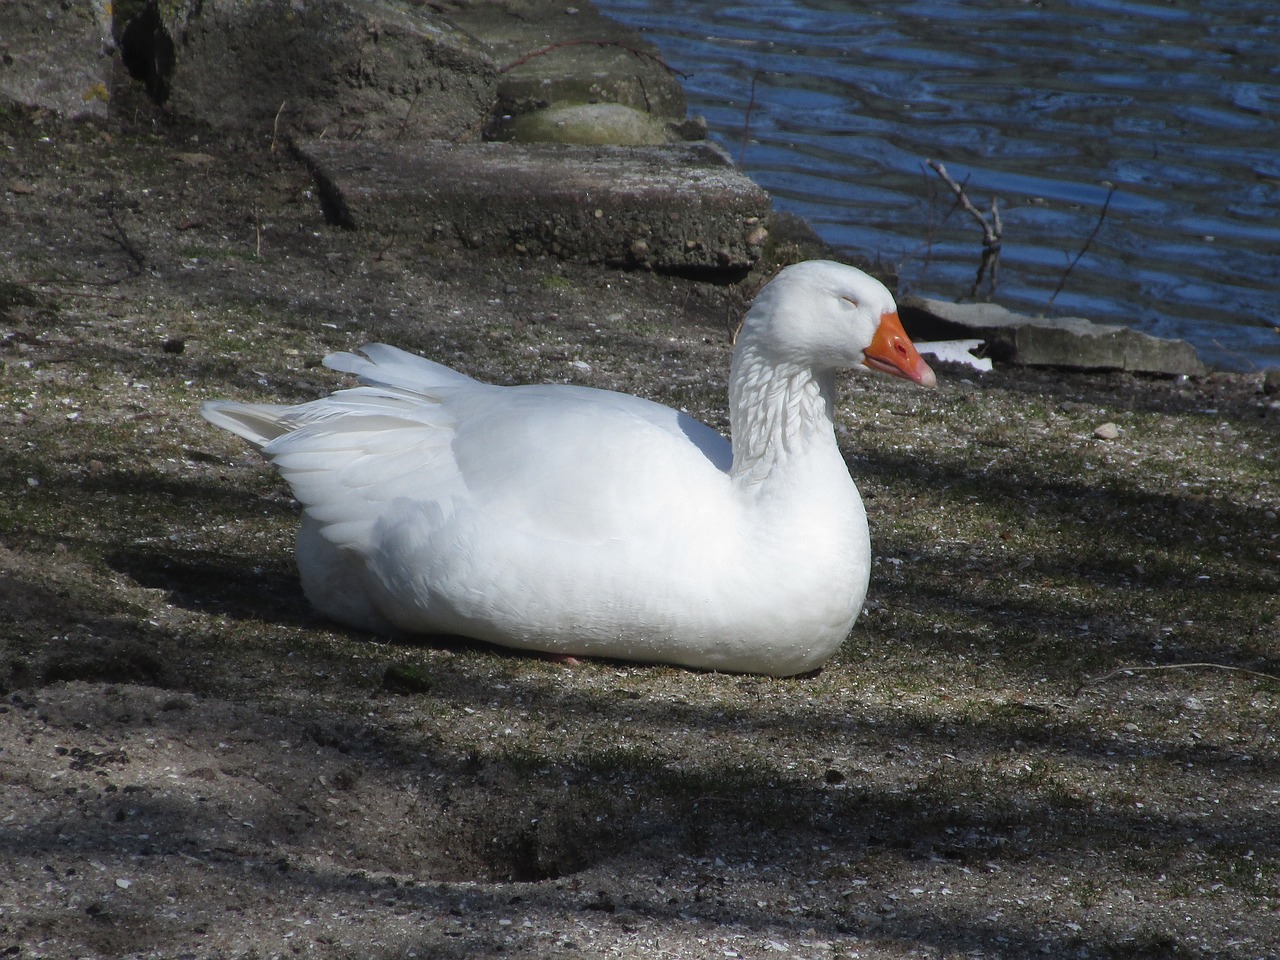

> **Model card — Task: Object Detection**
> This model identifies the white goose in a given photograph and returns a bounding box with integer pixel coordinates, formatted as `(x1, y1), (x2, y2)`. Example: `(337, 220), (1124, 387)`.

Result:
(202, 260), (934, 676)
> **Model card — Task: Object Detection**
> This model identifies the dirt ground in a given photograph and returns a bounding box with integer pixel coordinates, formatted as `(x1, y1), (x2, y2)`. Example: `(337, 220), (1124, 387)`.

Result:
(1, 99), (1279, 960)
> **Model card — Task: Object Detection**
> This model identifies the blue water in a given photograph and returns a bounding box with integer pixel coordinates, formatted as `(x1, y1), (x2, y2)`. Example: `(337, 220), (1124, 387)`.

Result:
(596, 0), (1280, 370)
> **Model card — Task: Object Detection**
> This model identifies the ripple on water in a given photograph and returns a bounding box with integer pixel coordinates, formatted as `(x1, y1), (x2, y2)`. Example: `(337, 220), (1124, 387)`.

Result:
(597, 0), (1280, 369)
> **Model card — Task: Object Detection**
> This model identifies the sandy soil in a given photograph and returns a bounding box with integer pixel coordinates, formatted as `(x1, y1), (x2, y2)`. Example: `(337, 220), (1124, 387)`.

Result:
(1, 99), (1278, 960)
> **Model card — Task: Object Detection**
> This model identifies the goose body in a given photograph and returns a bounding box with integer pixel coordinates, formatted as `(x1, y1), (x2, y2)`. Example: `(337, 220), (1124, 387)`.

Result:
(202, 260), (934, 676)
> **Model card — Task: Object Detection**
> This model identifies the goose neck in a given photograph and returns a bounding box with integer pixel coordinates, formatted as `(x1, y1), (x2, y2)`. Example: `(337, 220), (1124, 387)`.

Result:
(728, 337), (836, 484)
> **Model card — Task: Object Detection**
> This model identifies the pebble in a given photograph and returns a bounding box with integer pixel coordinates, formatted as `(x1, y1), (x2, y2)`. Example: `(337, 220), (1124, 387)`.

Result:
(1093, 421), (1120, 440)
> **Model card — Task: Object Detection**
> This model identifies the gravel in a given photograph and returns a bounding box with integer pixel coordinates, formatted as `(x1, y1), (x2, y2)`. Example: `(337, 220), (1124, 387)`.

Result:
(1, 98), (1278, 960)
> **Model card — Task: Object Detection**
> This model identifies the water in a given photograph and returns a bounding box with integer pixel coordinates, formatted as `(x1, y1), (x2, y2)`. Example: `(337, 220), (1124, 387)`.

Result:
(595, 0), (1280, 370)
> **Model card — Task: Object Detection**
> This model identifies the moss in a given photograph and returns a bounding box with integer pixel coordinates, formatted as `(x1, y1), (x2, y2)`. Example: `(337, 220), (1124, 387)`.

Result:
(381, 662), (435, 695)
(537, 273), (575, 291)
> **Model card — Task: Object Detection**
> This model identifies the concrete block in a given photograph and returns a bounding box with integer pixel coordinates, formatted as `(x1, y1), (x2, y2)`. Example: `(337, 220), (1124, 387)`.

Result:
(116, 0), (496, 141)
(900, 296), (1205, 377)
(298, 139), (772, 272)
(0, 0), (115, 119)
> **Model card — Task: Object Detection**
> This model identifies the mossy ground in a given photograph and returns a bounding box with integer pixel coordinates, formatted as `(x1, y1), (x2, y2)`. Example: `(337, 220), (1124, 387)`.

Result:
(1, 102), (1278, 959)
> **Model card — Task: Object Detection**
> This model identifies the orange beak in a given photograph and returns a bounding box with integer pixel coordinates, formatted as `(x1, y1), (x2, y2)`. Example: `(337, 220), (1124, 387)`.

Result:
(861, 311), (936, 387)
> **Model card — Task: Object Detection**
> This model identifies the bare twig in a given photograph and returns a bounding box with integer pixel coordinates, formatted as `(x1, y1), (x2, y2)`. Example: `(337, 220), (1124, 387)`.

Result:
(1075, 661), (1280, 697)
(102, 192), (146, 278)
(928, 160), (1000, 248)
(920, 163), (940, 267)
(739, 70), (763, 167)
(454, 109), (490, 144)
(499, 40), (689, 79)
(926, 160), (1002, 299)
(20, 267), (134, 290)
(270, 101), (286, 154)
(395, 90), (422, 141)
(986, 196), (1001, 293)
(896, 163), (943, 288)
(637, 74), (652, 113)
(1048, 182), (1116, 308)
(4, 276), (127, 299)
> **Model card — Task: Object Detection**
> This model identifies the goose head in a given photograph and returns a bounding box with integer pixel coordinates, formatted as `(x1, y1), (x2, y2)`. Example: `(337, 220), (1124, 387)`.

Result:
(741, 260), (936, 387)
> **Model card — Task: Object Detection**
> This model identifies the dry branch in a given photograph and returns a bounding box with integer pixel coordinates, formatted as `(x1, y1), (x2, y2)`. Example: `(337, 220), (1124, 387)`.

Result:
(927, 159), (1002, 298)
(270, 100), (286, 154)
(928, 159), (1001, 249)
(739, 69), (764, 167)
(1075, 661), (1280, 696)
(1049, 182), (1117, 308)
(103, 193), (146, 274)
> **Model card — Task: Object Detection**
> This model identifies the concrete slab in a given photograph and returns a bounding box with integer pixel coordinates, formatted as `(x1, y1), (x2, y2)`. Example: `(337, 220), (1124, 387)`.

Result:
(900, 296), (1205, 377)
(298, 139), (772, 271)
(114, 0), (496, 142)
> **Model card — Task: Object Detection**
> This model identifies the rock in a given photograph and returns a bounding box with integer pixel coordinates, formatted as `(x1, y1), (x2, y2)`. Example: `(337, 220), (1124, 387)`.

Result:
(298, 139), (771, 271)
(509, 103), (672, 146)
(116, 0), (497, 141)
(447, 0), (686, 123)
(5, 0), (684, 145)
(1093, 422), (1121, 440)
(0, 0), (115, 119)
(1263, 369), (1280, 396)
(899, 297), (1205, 377)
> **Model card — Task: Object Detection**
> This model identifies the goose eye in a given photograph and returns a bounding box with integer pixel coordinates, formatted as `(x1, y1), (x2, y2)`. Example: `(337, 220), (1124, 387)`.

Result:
(840, 296), (859, 309)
